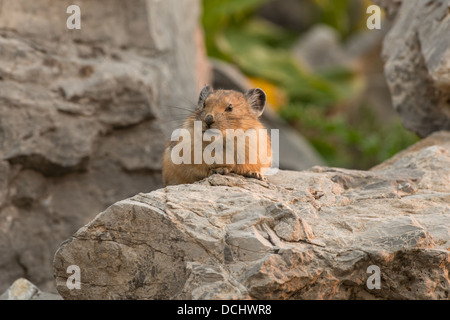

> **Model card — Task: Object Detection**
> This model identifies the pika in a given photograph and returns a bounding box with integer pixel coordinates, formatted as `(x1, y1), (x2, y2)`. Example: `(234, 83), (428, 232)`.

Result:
(162, 85), (271, 186)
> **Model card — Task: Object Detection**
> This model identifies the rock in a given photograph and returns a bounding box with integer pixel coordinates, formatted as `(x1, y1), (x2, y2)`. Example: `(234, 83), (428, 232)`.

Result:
(0, 278), (62, 300)
(293, 24), (349, 72)
(211, 58), (325, 171)
(0, 0), (209, 293)
(374, 0), (450, 137)
(256, 0), (320, 33)
(372, 0), (403, 19)
(53, 131), (450, 300)
(344, 27), (397, 123)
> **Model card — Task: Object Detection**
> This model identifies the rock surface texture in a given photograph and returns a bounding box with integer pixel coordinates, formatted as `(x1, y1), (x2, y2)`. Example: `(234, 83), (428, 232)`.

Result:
(375, 0), (450, 137)
(0, 0), (324, 294)
(0, 0), (206, 292)
(54, 131), (450, 300)
(0, 278), (62, 300)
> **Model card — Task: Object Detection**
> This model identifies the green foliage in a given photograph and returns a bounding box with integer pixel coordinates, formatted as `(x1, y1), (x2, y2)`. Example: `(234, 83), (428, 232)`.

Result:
(203, 0), (357, 108)
(312, 0), (352, 37)
(201, 0), (420, 169)
(202, 0), (272, 59)
(312, 0), (372, 38)
(280, 103), (419, 169)
(222, 23), (337, 104)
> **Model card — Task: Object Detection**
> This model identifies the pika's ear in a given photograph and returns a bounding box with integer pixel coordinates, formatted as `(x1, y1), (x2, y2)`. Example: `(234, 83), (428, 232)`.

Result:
(245, 88), (266, 117)
(198, 85), (212, 106)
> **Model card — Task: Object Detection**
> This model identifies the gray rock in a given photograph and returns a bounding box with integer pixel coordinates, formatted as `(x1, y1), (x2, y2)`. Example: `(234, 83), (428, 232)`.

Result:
(293, 24), (349, 71)
(375, 0), (450, 137)
(0, 278), (62, 300)
(256, 0), (319, 33)
(53, 131), (450, 300)
(372, 0), (403, 19)
(0, 0), (208, 293)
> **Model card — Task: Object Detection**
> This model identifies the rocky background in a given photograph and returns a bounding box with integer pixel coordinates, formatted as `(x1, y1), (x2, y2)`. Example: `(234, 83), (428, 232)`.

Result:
(0, 0), (206, 293)
(1, 0), (450, 299)
(374, 0), (450, 137)
(0, 0), (322, 295)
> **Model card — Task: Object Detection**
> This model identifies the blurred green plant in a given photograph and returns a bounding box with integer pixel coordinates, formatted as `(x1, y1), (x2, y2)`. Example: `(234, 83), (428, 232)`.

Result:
(202, 0), (358, 110)
(202, 0), (419, 169)
(280, 103), (419, 169)
(222, 21), (355, 103)
(311, 0), (370, 38)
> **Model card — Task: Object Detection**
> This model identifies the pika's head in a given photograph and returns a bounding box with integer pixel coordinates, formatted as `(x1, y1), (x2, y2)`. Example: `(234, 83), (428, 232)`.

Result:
(193, 85), (267, 133)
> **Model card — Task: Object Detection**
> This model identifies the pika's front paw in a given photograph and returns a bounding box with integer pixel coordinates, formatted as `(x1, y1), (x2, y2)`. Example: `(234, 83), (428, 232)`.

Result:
(209, 167), (231, 176)
(244, 171), (266, 181)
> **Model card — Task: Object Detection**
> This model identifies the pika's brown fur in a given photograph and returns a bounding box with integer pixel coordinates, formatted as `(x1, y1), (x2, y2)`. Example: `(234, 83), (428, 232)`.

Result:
(162, 86), (271, 186)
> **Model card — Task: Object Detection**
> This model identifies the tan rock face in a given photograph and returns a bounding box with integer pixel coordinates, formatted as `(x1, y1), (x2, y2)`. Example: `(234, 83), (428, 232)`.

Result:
(0, 0), (206, 292)
(54, 132), (450, 299)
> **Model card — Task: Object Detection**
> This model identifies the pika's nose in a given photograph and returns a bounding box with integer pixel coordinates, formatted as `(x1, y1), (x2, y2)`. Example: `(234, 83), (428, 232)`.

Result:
(205, 114), (215, 126)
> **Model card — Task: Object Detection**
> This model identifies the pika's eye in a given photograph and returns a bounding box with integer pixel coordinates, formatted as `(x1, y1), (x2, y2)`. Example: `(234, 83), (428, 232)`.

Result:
(203, 101), (206, 108)
(225, 104), (233, 112)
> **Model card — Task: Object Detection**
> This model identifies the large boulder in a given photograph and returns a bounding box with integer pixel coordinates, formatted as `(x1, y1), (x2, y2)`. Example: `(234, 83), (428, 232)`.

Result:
(53, 131), (450, 299)
(375, 0), (450, 137)
(0, 0), (208, 292)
